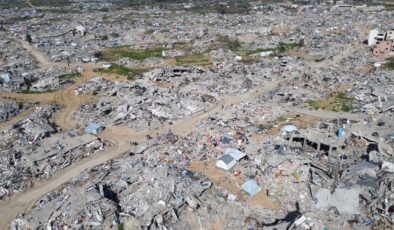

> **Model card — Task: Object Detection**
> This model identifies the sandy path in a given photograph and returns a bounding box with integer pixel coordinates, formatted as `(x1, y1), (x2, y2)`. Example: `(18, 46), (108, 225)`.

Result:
(289, 108), (366, 121)
(18, 40), (62, 70)
(25, 0), (35, 8)
(0, 26), (363, 226)
(310, 42), (360, 69)
(0, 77), (280, 228)
(0, 78), (277, 229)
(187, 161), (278, 210)
(0, 40), (281, 228)
(0, 139), (130, 228)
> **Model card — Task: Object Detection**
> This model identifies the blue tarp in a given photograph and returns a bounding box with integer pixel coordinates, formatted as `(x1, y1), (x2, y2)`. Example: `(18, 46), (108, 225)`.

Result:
(85, 123), (103, 134)
(0, 74), (11, 83)
(241, 179), (261, 196)
(221, 134), (232, 144)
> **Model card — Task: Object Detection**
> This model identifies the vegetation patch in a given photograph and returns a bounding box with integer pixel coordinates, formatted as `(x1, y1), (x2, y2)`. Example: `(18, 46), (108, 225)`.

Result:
(384, 3), (394, 11)
(94, 64), (148, 80)
(30, 0), (72, 7)
(259, 114), (317, 135)
(307, 92), (355, 112)
(232, 40), (304, 58)
(100, 47), (166, 61)
(215, 2), (250, 14)
(384, 57), (394, 70)
(7, 16), (33, 22)
(175, 53), (212, 67)
(185, 2), (250, 14)
(0, 1), (28, 9)
(59, 72), (80, 80)
(213, 35), (242, 50)
(117, 223), (124, 230)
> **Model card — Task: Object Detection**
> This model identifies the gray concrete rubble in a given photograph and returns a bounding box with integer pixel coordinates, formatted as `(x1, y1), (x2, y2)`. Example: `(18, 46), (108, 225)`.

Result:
(1, 67), (80, 93)
(0, 0), (393, 230)
(315, 188), (360, 215)
(11, 158), (213, 229)
(0, 106), (107, 199)
(0, 102), (32, 122)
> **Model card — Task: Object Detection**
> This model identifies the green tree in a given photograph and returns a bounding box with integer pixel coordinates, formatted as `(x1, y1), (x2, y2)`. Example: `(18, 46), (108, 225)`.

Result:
(276, 42), (286, 53)
(94, 51), (103, 59)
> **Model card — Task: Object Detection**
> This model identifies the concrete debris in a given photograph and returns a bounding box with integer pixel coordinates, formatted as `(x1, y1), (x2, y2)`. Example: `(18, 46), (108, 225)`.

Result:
(315, 188), (360, 214)
(381, 161), (394, 173)
(0, 1), (393, 230)
(0, 102), (32, 122)
(11, 158), (212, 229)
(0, 105), (107, 199)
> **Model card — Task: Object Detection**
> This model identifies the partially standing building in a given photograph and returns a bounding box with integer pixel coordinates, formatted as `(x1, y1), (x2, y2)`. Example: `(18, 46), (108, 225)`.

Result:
(385, 30), (394, 41)
(373, 40), (393, 56)
(368, 29), (378, 46)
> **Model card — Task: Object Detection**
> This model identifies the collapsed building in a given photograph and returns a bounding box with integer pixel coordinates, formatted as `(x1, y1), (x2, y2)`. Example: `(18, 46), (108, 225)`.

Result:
(0, 1), (392, 230)
(0, 106), (107, 199)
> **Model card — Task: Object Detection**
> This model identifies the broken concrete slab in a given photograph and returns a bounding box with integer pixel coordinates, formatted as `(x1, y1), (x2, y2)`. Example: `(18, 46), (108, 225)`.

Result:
(315, 188), (360, 215)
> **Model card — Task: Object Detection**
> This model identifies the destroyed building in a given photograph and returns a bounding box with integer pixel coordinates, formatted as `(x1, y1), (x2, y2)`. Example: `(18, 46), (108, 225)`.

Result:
(0, 1), (393, 230)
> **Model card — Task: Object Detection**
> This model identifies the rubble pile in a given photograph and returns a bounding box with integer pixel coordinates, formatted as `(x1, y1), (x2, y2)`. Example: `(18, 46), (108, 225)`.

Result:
(28, 68), (77, 93)
(0, 105), (60, 148)
(0, 105), (59, 198)
(0, 37), (38, 92)
(349, 70), (394, 114)
(0, 36), (38, 74)
(72, 60), (302, 130)
(118, 102), (393, 229)
(11, 157), (213, 229)
(11, 110), (394, 229)
(118, 57), (167, 68)
(1, 59), (77, 93)
(3, 0), (389, 65)
(0, 106), (107, 199)
(0, 1), (393, 229)
(73, 73), (220, 129)
(0, 102), (32, 122)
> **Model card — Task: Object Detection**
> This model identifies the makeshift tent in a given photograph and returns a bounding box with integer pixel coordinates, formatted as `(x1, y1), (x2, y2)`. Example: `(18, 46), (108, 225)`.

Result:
(216, 148), (246, 171)
(280, 125), (298, 135)
(85, 123), (104, 135)
(241, 179), (261, 196)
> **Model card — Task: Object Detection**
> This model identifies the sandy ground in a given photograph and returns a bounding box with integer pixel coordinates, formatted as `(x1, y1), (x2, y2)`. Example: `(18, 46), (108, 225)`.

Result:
(0, 80), (280, 228)
(0, 29), (369, 227)
(0, 39), (283, 228)
(187, 161), (278, 210)
(25, 0), (35, 8)
(289, 108), (366, 121)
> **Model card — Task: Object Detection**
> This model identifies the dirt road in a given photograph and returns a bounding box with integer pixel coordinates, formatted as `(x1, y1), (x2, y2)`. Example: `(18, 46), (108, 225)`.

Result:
(0, 27), (366, 227)
(25, 0), (35, 8)
(289, 108), (367, 121)
(18, 40), (60, 70)
(0, 80), (280, 228)
(307, 23), (368, 70)
(0, 139), (131, 228)
(0, 39), (284, 228)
